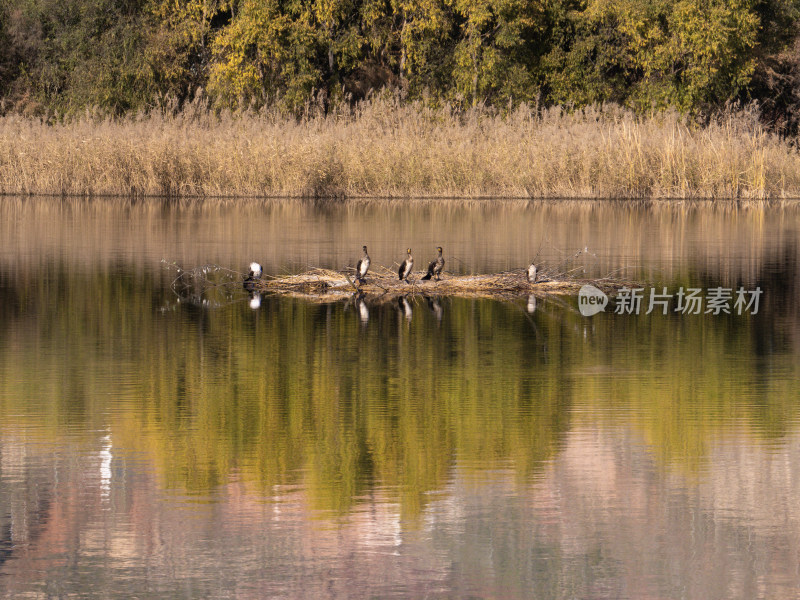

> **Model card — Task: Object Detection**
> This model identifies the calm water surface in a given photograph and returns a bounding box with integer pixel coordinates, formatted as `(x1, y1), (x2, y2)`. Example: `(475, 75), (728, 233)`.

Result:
(1, 197), (799, 599)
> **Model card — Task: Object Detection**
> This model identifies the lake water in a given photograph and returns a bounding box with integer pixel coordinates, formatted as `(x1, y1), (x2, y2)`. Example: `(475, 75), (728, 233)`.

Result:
(1, 197), (799, 599)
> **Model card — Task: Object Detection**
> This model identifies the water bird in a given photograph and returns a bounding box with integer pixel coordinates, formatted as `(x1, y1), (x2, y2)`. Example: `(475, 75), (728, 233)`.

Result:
(527, 263), (537, 284)
(356, 245), (370, 284)
(421, 246), (444, 281)
(243, 262), (263, 291)
(398, 248), (414, 282)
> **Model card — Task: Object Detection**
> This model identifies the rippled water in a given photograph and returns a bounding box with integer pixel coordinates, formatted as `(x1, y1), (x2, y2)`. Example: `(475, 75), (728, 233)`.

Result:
(1, 197), (799, 599)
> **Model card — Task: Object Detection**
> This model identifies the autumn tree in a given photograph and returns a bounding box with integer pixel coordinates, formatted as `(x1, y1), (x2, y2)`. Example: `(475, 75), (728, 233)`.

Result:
(447, 0), (548, 106)
(2, 0), (800, 122)
(145, 0), (232, 105)
(543, 0), (761, 112)
(207, 0), (325, 109)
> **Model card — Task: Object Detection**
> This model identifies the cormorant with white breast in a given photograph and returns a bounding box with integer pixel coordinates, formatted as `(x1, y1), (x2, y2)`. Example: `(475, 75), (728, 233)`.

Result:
(527, 263), (537, 284)
(421, 246), (444, 281)
(356, 245), (370, 284)
(243, 262), (263, 291)
(398, 248), (414, 282)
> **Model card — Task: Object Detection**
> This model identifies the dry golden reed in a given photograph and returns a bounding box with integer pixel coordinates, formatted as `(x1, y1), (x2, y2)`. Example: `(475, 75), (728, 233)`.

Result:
(1, 98), (799, 199)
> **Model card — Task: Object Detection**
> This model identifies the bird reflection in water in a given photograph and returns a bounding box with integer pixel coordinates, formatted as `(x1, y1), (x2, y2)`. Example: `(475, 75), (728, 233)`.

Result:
(527, 295), (537, 314)
(356, 293), (369, 324)
(426, 296), (443, 324)
(398, 296), (413, 323)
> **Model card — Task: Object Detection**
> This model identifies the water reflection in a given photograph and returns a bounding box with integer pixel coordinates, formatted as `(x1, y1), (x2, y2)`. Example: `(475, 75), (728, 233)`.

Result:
(4, 196), (800, 284)
(168, 262), (247, 309)
(527, 294), (537, 314)
(2, 197), (800, 598)
(3, 425), (800, 598)
(427, 296), (444, 324)
(356, 293), (369, 324)
(2, 261), (796, 504)
(397, 295), (413, 323)
(249, 293), (262, 310)
(99, 433), (112, 501)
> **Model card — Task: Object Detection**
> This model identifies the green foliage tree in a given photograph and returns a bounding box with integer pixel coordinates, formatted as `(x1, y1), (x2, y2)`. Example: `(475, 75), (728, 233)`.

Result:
(207, 0), (322, 109)
(746, 0), (800, 135)
(390, 0), (454, 95)
(449, 0), (547, 106)
(543, 0), (760, 112)
(2, 0), (800, 120)
(145, 0), (231, 105)
(0, 0), (154, 115)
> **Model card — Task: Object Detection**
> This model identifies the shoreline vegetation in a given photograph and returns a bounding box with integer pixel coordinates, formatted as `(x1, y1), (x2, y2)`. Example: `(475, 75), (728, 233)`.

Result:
(4, 0), (800, 201)
(2, 99), (800, 201)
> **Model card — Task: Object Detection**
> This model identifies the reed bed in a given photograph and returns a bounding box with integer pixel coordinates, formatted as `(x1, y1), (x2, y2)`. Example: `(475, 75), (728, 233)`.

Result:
(2, 98), (799, 199)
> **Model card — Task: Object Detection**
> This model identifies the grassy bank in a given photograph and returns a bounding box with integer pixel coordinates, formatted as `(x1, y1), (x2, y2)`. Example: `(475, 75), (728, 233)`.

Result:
(2, 99), (799, 199)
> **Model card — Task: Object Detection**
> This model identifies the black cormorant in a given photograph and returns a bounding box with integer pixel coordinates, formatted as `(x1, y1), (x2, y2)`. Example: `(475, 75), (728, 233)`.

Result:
(398, 248), (414, 281)
(421, 246), (444, 281)
(356, 245), (370, 284)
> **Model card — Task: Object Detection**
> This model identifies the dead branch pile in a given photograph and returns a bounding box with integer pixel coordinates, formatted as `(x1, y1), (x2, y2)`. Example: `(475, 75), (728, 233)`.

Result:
(251, 265), (633, 304)
(163, 260), (637, 307)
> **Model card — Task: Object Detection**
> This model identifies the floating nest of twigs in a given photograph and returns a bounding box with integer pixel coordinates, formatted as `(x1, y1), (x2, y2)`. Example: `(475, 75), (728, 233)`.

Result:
(163, 260), (636, 307)
(253, 266), (630, 304)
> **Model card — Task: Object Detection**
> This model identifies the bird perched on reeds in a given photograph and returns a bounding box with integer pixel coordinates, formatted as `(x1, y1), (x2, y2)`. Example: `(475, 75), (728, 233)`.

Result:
(243, 262), (263, 291)
(421, 246), (444, 281)
(527, 263), (537, 284)
(356, 245), (370, 284)
(398, 248), (414, 281)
